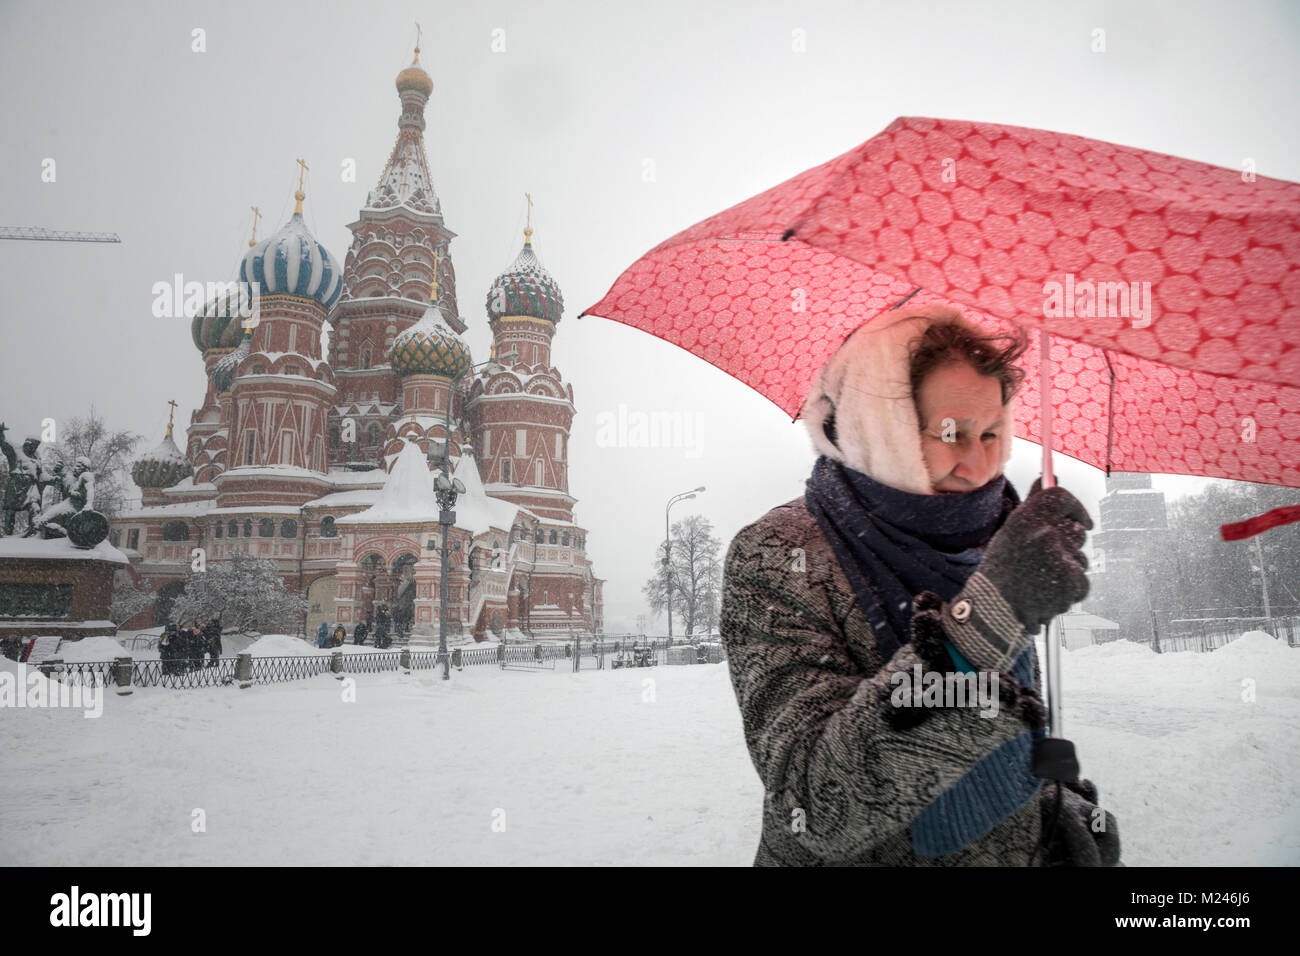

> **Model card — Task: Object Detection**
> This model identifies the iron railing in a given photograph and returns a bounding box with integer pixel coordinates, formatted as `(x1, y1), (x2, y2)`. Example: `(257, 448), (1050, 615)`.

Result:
(133, 658), (238, 688)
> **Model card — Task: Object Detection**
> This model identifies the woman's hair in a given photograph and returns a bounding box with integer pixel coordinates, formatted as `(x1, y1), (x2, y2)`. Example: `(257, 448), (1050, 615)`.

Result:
(908, 320), (1029, 405)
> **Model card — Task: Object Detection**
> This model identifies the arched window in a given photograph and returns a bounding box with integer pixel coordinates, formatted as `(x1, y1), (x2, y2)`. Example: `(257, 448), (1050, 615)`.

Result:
(214, 522), (223, 539)
(329, 427), (340, 449)
(502, 459), (510, 482)
(320, 516), (337, 538)
(549, 530), (557, 544)
(281, 519), (298, 538)
(228, 519), (238, 538)
(534, 529), (542, 544)
(367, 424), (383, 447)
(243, 519), (253, 537)
(361, 348), (371, 367)
(562, 532), (569, 547)
(162, 521), (189, 541)
(259, 518), (275, 537)
(127, 529), (139, 550)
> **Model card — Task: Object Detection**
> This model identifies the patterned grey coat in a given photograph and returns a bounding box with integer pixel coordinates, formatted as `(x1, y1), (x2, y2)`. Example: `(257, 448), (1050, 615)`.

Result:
(719, 495), (1046, 866)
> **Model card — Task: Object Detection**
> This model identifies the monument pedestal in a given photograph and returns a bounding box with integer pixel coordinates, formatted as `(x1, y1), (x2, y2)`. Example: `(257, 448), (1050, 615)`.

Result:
(0, 537), (128, 640)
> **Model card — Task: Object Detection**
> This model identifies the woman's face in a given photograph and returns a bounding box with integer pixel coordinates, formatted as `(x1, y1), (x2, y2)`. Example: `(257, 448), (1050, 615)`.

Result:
(915, 360), (1006, 494)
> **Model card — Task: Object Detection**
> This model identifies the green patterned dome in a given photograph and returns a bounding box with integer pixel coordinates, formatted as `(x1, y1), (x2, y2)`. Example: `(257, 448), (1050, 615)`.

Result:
(390, 303), (472, 378)
(486, 239), (563, 325)
(190, 285), (251, 353)
(132, 431), (194, 490)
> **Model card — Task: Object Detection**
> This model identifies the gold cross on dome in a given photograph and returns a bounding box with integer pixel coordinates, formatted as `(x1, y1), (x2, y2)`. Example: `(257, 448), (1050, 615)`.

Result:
(296, 158), (310, 192)
(249, 206), (262, 246)
(166, 400), (179, 438)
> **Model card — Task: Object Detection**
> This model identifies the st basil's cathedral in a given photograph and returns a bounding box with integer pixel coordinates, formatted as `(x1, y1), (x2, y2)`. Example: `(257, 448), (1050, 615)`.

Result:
(112, 44), (605, 643)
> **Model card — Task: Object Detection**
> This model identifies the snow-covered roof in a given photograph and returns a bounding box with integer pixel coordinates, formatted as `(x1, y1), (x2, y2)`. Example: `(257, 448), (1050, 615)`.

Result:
(115, 500), (217, 520)
(303, 489), (382, 509)
(217, 464), (327, 481)
(208, 506), (304, 516)
(450, 448), (520, 537)
(162, 477), (217, 496)
(336, 441), (519, 536)
(0, 537), (128, 565)
(337, 440), (439, 526)
(323, 468), (387, 487)
(1060, 612), (1120, 629)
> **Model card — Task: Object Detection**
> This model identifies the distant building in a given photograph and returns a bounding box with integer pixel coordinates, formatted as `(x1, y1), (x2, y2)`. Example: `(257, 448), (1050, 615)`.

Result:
(1083, 472), (1171, 643)
(111, 45), (604, 643)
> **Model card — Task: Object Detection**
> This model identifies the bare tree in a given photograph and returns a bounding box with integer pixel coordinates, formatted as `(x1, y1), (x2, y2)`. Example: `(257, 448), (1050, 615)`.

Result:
(109, 570), (155, 626)
(57, 405), (142, 520)
(643, 514), (723, 640)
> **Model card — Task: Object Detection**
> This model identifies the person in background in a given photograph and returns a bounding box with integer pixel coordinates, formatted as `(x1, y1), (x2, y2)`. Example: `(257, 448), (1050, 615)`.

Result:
(159, 623), (176, 676)
(204, 617), (222, 667)
(316, 620), (330, 648)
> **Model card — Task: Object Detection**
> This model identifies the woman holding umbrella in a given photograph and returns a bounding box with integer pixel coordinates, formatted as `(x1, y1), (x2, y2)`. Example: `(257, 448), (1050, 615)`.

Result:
(719, 303), (1120, 866)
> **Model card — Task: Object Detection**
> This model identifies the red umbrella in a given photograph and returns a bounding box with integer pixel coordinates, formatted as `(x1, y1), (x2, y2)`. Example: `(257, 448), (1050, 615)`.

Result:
(581, 117), (1300, 492)
(580, 117), (1300, 773)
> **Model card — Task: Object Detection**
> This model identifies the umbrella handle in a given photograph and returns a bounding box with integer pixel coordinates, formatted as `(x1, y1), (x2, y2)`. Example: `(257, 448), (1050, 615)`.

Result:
(1038, 329), (1065, 739)
(1039, 329), (1055, 490)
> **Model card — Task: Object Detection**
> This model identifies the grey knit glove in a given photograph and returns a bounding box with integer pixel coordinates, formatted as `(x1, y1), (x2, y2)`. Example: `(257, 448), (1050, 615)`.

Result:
(940, 478), (1093, 672)
(1039, 778), (1121, 866)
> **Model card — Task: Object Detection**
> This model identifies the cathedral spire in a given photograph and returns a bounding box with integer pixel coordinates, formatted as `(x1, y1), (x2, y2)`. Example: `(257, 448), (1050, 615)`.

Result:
(368, 40), (440, 217)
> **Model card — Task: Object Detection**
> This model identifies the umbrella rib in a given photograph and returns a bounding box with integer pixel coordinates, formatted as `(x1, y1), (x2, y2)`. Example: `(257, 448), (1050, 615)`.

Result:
(1103, 349), (1116, 477)
(888, 287), (924, 311)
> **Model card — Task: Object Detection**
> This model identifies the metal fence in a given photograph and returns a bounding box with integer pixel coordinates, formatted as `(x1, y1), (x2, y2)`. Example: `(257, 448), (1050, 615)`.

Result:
(1159, 615), (1300, 653)
(248, 655), (335, 684)
(28, 635), (728, 693)
(133, 658), (238, 689)
(51, 660), (116, 688)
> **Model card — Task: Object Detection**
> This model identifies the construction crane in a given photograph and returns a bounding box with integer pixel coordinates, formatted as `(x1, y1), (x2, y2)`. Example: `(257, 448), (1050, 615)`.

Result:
(0, 226), (120, 243)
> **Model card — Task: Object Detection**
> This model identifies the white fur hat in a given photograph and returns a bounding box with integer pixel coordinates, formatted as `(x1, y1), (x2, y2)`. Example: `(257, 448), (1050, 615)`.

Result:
(798, 303), (1019, 495)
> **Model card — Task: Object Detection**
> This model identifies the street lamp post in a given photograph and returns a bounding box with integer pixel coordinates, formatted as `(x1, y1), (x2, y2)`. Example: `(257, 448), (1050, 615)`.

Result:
(433, 351), (516, 679)
(664, 486), (705, 643)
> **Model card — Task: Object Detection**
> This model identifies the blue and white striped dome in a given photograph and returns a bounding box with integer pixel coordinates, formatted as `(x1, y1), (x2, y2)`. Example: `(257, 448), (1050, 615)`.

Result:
(239, 212), (342, 310)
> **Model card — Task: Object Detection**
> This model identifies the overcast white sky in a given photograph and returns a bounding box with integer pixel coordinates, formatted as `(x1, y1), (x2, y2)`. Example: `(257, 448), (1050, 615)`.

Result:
(2, 0), (1297, 632)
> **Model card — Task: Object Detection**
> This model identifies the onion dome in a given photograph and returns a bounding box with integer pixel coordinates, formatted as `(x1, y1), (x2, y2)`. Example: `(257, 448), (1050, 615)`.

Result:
(486, 232), (564, 325)
(239, 210), (342, 310)
(190, 285), (249, 353)
(211, 329), (251, 394)
(390, 300), (471, 378)
(132, 419), (194, 491)
(396, 50), (433, 96)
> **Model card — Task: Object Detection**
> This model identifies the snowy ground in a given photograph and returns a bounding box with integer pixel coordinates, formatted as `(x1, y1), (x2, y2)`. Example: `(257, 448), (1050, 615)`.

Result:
(1, 632), (1296, 865)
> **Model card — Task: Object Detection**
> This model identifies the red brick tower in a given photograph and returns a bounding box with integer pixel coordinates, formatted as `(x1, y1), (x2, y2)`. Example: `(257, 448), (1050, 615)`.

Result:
(327, 43), (466, 469)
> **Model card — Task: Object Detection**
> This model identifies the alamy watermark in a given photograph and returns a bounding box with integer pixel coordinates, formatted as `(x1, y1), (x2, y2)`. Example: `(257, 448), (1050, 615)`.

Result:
(1042, 274), (1153, 328)
(1, 664), (103, 718)
(151, 275), (261, 329)
(889, 663), (1000, 718)
(594, 404), (705, 459)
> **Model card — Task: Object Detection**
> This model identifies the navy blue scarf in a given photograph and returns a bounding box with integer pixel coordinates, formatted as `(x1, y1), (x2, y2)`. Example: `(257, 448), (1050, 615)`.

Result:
(804, 454), (1018, 655)
(804, 454), (1043, 856)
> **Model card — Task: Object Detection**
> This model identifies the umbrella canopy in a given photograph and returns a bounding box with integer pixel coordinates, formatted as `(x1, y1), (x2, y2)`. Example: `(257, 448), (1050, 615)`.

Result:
(581, 117), (1300, 490)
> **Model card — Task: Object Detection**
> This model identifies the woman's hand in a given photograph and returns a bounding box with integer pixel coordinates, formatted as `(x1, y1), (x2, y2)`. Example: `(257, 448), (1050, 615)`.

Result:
(938, 478), (1092, 673)
(977, 477), (1093, 633)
